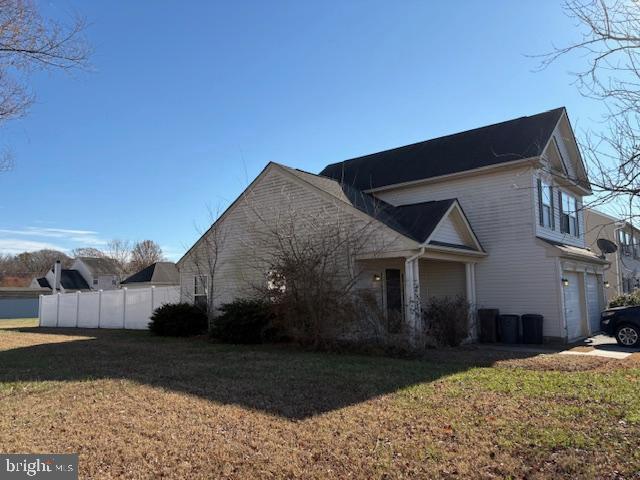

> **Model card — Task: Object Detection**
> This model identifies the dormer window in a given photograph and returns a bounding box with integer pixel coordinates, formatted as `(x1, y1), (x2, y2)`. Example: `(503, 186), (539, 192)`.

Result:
(559, 191), (579, 237)
(537, 179), (554, 229)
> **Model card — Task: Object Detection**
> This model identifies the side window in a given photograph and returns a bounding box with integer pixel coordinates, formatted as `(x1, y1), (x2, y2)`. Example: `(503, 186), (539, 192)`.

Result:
(194, 275), (208, 309)
(537, 179), (554, 229)
(92, 279), (98, 286)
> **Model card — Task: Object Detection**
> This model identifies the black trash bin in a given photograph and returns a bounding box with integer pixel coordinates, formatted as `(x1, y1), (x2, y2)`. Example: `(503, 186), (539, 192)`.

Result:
(521, 314), (544, 344)
(478, 308), (499, 343)
(498, 314), (520, 344)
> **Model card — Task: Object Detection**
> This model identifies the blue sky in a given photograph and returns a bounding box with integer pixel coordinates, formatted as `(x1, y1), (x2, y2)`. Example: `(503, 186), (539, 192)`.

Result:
(0, 1), (609, 259)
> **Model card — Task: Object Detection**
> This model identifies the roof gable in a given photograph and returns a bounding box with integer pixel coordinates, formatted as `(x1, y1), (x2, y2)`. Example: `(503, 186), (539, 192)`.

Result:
(279, 165), (483, 249)
(320, 108), (565, 191)
(541, 112), (591, 193)
(77, 257), (120, 275)
(428, 207), (477, 249)
(122, 262), (178, 284)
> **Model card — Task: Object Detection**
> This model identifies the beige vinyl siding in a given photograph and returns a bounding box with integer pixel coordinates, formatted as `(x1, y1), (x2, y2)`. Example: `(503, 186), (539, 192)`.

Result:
(430, 214), (468, 246)
(374, 165), (565, 339)
(420, 260), (466, 300)
(179, 165), (415, 311)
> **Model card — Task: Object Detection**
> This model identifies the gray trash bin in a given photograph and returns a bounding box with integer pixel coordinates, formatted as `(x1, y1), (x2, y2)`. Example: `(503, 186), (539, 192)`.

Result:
(499, 314), (520, 344)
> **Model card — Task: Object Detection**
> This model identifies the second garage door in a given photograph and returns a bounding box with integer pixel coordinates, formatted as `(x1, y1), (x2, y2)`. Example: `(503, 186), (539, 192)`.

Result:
(585, 273), (602, 334)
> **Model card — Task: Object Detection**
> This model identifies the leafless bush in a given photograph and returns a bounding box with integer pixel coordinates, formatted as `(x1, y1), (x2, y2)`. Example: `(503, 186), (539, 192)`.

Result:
(246, 194), (394, 348)
(422, 296), (470, 347)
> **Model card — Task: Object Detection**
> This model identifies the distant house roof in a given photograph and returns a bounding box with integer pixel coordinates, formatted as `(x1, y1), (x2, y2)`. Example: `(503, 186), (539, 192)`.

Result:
(60, 269), (91, 290)
(121, 262), (179, 285)
(39, 269), (91, 291)
(320, 107), (566, 191)
(77, 256), (120, 275)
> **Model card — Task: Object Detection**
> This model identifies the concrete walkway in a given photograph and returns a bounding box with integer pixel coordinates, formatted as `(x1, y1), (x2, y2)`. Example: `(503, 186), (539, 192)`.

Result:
(559, 334), (639, 359)
(477, 334), (638, 359)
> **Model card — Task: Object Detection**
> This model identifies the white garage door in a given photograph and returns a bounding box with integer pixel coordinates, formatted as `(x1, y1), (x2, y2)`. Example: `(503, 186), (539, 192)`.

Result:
(563, 271), (584, 340)
(585, 273), (602, 334)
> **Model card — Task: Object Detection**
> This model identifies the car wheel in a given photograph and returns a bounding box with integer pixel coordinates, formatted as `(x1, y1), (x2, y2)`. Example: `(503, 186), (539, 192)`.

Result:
(615, 324), (640, 348)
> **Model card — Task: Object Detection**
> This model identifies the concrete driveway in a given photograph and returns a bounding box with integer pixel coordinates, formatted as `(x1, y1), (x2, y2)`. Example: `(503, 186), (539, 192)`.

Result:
(560, 334), (640, 359)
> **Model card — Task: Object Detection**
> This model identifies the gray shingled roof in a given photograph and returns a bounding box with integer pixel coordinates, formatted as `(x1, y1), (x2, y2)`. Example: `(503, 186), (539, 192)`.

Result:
(42, 269), (91, 290)
(320, 108), (565, 191)
(121, 262), (179, 285)
(281, 165), (460, 244)
(78, 256), (120, 275)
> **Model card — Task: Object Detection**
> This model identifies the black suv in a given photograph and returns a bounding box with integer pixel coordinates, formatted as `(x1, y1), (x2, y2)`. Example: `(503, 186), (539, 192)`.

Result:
(601, 306), (640, 347)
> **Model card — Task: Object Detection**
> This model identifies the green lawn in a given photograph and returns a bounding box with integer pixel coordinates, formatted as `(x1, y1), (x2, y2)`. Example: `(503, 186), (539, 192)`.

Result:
(0, 324), (639, 479)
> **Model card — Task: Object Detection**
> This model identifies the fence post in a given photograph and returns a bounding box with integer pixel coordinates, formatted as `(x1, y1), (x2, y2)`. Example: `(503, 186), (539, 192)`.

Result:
(122, 287), (127, 329)
(150, 286), (155, 317)
(75, 291), (80, 328)
(98, 290), (103, 328)
(55, 292), (60, 327)
(38, 295), (43, 327)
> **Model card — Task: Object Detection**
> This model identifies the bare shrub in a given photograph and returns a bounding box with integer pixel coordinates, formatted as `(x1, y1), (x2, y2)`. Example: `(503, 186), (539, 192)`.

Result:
(422, 296), (470, 347)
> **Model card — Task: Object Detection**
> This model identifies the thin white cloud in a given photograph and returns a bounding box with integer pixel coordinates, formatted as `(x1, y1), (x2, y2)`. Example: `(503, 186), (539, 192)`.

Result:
(0, 226), (108, 255)
(0, 227), (107, 247)
(0, 238), (68, 255)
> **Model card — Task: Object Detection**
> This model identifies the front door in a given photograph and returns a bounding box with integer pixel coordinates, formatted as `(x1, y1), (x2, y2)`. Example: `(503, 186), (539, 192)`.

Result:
(385, 269), (403, 333)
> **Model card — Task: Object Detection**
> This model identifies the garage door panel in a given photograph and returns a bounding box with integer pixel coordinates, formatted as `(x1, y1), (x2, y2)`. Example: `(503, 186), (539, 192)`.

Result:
(585, 274), (602, 334)
(563, 271), (583, 340)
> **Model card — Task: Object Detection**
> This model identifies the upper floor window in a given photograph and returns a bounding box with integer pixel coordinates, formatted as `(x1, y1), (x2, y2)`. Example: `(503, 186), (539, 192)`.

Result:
(618, 230), (633, 256)
(537, 179), (554, 229)
(559, 191), (579, 237)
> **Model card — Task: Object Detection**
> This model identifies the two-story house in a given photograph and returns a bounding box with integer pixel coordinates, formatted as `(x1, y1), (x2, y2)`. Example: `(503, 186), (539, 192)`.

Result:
(585, 208), (640, 303)
(179, 107), (608, 343)
(31, 256), (121, 293)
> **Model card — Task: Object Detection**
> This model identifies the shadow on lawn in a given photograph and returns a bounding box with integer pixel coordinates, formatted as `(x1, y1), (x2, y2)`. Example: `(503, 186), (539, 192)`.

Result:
(0, 327), (541, 420)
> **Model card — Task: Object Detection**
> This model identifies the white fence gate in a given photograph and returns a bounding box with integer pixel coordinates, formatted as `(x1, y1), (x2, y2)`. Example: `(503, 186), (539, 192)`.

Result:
(39, 286), (180, 330)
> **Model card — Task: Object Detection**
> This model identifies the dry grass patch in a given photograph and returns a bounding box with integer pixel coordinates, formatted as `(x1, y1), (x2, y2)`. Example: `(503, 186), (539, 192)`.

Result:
(0, 327), (639, 479)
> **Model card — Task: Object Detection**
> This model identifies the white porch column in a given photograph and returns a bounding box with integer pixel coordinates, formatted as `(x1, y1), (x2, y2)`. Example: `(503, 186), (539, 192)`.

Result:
(465, 262), (477, 339)
(404, 256), (421, 343)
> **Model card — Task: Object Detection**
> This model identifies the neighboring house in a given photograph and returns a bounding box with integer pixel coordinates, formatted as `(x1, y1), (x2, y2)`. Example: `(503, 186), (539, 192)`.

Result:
(30, 256), (120, 293)
(179, 107), (608, 343)
(585, 208), (640, 302)
(72, 257), (121, 290)
(121, 262), (179, 288)
(30, 261), (91, 293)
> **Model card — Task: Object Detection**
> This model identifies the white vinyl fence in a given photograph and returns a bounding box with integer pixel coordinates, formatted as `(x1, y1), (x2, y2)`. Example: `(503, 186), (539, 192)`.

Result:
(39, 286), (180, 330)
